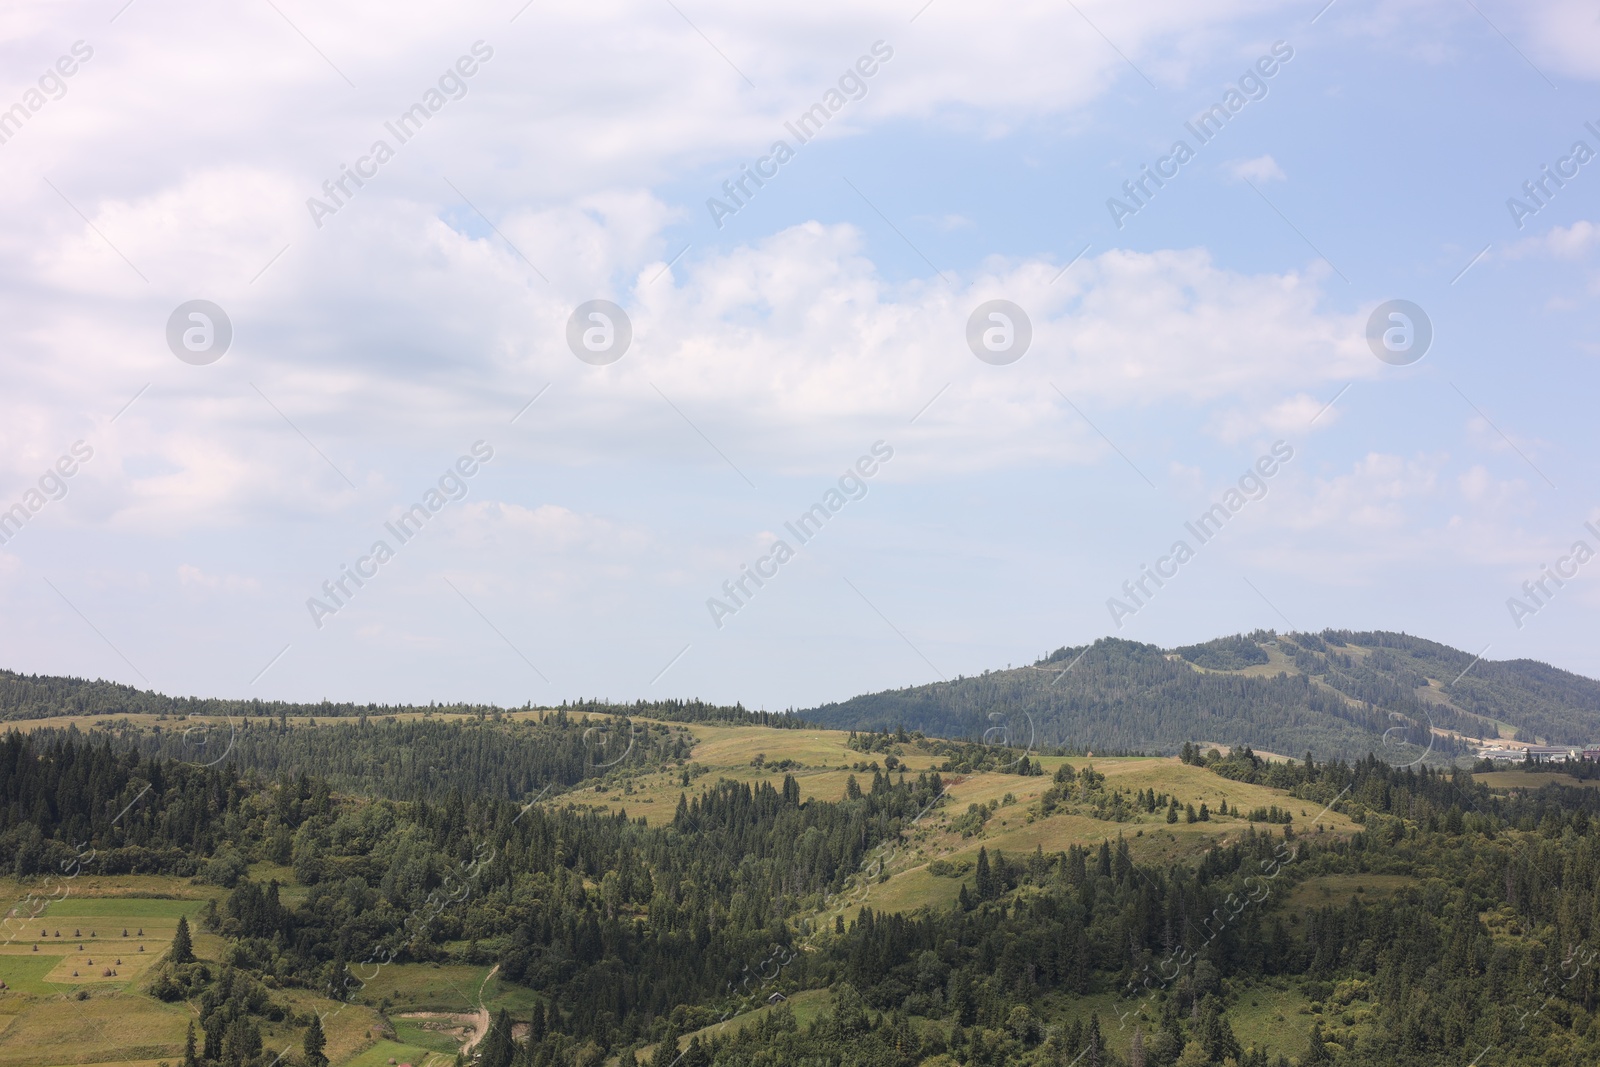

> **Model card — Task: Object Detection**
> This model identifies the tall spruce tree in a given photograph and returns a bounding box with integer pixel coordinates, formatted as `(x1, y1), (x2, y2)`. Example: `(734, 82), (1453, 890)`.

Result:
(170, 916), (194, 965)
(303, 1014), (328, 1067)
(974, 847), (995, 900)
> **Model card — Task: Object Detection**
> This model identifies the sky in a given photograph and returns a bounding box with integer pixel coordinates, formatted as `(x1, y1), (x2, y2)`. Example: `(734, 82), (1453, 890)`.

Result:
(1, 0), (1598, 712)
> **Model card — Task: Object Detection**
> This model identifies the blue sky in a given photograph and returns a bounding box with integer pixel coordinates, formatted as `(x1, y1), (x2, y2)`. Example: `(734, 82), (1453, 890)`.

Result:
(1, 0), (1597, 710)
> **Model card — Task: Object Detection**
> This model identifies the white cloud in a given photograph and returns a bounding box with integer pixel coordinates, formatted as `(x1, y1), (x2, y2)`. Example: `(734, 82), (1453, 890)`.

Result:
(1284, 452), (1445, 534)
(177, 564), (261, 593)
(1225, 154), (1286, 183)
(1520, 0), (1600, 80)
(1506, 219), (1600, 260)
(1208, 392), (1339, 442)
(4, 186), (1387, 534)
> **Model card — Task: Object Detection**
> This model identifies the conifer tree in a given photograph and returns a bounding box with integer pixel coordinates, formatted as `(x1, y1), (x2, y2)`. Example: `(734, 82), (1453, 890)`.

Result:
(975, 847), (995, 900)
(1305, 1023), (1331, 1065)
(170, 915), (194, 965)
(479, 1009), (515, 1067)
(303, 1014), (328, 1067)
(651, 1019), (681, 1067)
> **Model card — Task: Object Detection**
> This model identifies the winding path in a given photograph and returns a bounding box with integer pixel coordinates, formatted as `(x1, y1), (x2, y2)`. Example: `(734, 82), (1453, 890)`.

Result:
(458, 964), (499, 1058)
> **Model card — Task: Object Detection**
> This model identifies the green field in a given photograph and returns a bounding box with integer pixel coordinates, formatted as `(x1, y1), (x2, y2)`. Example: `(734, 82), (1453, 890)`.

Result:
(392, 1016), (473, 1055)
(355, 963), (539, 1016)
(639, 988), (832, 1062)
(341, 1038), (449, 1067)
(0, 954), (66, 994)
(0, 991), (195, 1067)
(39, 898), (203, 918)
(1474, 770), (1600, 790)
(1285, 873), (1418, 914)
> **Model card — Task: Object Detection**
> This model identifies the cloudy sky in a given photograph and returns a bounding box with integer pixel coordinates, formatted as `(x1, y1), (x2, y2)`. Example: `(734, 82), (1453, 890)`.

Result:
(2, 0), (1597, 711)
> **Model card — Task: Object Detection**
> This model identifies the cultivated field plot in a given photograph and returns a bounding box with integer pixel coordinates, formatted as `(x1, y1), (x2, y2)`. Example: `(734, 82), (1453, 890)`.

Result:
(1473, 770), (1600, 790)
(0, 883), (219, 1067)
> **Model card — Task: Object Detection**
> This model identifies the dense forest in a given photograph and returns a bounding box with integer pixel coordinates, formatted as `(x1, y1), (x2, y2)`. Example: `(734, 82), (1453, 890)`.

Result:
(0, 670), (794, 729)
(806, 631), (1600, 760)
(22, 713), (692, 802)
(7, 725), (1600, 1067)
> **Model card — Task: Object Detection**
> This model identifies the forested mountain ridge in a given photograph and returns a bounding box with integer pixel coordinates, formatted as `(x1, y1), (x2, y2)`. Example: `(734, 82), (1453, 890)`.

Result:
(805, 630), (1600, 762)
(0, 668), (789, 728)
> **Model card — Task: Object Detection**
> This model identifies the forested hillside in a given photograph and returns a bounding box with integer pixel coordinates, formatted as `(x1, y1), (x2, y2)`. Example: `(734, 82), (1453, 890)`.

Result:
(24, 712), (691, 802)
(6, 724), (1600, 1067)
(6, 633), (1600, 1067)
(805, 631), (1600, 761)
(0, 669), (784, 728)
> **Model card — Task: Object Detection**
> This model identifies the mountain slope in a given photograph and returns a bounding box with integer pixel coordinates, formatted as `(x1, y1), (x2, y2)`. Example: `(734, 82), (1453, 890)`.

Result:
(804, 630), (1600, 762)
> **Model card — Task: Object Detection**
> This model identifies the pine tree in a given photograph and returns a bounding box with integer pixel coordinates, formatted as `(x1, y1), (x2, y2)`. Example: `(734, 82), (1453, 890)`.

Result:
(1167, 800), (1179, 823)
(182, 1022), (199, 1067)
(951, 971), (977, 1027)
(303, 1014), (328, 1067)
(1196, 997), (1240, 1062)
(202, 1015), (223, 1062)
(975, 847), (995, 900)
(652, 1019), (682, 1067)
(170, 916), (194, 965)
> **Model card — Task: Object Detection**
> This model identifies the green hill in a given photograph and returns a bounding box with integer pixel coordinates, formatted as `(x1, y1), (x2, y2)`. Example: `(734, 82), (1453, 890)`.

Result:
(804, 630), (1600, 762)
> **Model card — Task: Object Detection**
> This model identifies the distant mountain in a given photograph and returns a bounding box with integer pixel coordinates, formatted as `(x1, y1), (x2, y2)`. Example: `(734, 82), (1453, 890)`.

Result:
(804, 630), (1600, 763)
